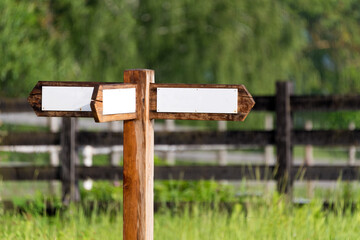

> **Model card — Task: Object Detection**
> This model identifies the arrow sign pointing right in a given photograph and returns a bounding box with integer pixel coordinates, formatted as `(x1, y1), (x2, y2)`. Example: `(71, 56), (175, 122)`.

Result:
(149, 83), (255, 121)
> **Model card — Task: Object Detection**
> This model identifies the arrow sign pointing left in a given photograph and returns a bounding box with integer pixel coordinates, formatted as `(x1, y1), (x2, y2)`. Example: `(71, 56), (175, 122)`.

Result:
(28, 81), (99, 117)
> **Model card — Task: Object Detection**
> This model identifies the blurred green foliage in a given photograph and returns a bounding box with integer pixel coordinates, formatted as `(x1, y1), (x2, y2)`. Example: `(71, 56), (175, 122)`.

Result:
(78, 180), (236, 203)
(154, 180), (236, 202)
(80, 181), (122, 202)
(1, 0), (360, 97)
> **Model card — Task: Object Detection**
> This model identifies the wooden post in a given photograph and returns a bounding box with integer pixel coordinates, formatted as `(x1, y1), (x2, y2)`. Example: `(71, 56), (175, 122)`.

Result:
(48, 117), (60, 196)
(164, 120), (176, 165)
(109, 121), (122, 186)
(60, 117), (80, 205)
(48, 117), (60, 166)
(123, 70), (154, 240)
(304, 120), (313, 165)
(264, 114), (274, 165)
(109, 121), (122, 166)
(217, 121), (228, 166)
(0, 115), (1, 161)
(304, 120), (314, 198)
(275, 81), (293, 195)
(82, 145), (93, 190)
(264, 114), (274, 193)
(348, 122), (356, 165)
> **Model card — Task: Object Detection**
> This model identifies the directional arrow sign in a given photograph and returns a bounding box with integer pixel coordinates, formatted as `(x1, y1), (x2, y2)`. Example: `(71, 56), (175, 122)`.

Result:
(27, 81), (126, 118)
(91, 83), (137, 122)
(90, 83), (254, 122)
(28, 69), (255, 240)
(29, 81), (254, 121)
(28, 81), (100, 117)
(150, 83), (254, 121)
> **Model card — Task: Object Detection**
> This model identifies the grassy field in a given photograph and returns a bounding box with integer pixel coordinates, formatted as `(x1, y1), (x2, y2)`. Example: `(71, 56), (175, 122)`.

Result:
(0, 196), (359, 240)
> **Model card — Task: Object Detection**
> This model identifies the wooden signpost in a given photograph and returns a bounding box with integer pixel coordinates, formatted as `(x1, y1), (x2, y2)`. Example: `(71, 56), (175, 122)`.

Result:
(28, 69), (255, 240)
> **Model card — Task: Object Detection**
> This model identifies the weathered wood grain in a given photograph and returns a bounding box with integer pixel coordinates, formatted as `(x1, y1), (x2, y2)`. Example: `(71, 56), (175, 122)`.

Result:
(123, 70), (154, 240)
(149, 83), (255, 121)
(91, 83), (137, 122)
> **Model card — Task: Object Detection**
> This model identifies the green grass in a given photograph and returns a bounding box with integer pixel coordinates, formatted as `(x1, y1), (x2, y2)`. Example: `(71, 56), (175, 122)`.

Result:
(0, 123), (48, 132)
(0, 152), (50, 165)
(1, 180), (360, 239)
(1, 197), (360, 239)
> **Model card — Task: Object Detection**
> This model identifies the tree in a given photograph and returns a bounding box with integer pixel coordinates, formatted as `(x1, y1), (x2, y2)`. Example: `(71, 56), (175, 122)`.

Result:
(136, 0), (319, 94)
(0, 0), (140, 97)
(0, 0), (56, 97)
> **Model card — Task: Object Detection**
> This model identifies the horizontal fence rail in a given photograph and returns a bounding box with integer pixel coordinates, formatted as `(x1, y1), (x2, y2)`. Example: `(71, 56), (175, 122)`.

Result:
(2, 130), (360, 146)
(2, 81), (360, 200)
(1, 165), (360, 181)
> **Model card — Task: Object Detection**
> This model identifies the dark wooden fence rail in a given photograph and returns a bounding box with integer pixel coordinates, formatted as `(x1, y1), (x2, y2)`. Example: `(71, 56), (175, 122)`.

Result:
(1, 81), (360, 200)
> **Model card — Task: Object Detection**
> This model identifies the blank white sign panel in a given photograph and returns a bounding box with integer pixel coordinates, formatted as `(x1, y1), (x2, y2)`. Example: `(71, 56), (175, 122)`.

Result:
(103, 88), (136, 115)
(157, 88), (238, 113)
(42, 86), (93, 111)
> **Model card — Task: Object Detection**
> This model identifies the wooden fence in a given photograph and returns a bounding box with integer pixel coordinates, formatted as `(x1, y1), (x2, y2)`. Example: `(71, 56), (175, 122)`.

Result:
(1, 82), (360, 200)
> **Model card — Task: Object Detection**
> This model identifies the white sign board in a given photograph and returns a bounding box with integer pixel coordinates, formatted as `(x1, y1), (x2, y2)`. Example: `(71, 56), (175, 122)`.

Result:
(156, 88), (238, 113)
(42, 86), (93, 111)
(103, 88), (136, 115)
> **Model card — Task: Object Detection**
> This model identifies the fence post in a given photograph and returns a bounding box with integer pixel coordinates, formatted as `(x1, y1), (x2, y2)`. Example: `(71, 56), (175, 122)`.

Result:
(264, 114), (274, 193)
(264, 114), (274, 164)
(82, 145), (93, 190)
(304, 120), (314, 198)
(48, 117), (60, 196)
(348, 122), (356, 165)
(109, 121), (122, 166)
(217, 121), (227, 166)
(275, 81), (293, 196)
(165, 120), (176, 165)
(60, 117), (80, 205)
(109, 121), (122, 186)
(304, 120), (314, 165)
(48, 117), (60, 166)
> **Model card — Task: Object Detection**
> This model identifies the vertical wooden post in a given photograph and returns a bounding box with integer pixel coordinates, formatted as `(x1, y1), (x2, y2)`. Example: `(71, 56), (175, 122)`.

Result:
(109, 121), (122, 185)
(123, 69), (154, 240)
(49, 117), (60, 166)
(60, 117), (80, 205)
(275, 81), (293, 195)
(264, 114), (274, 193)
(348, 122), (356, 165)
(82, 145), (94, 190)
(264, 114), (274, 165)
(164, 120), (176, 165)
(304, 120), (314, 198)
(304, 120), (313, 165)
(48, 117), (60, 196)
(109, 121), (122, 166)
(217, 121), (228, 166)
